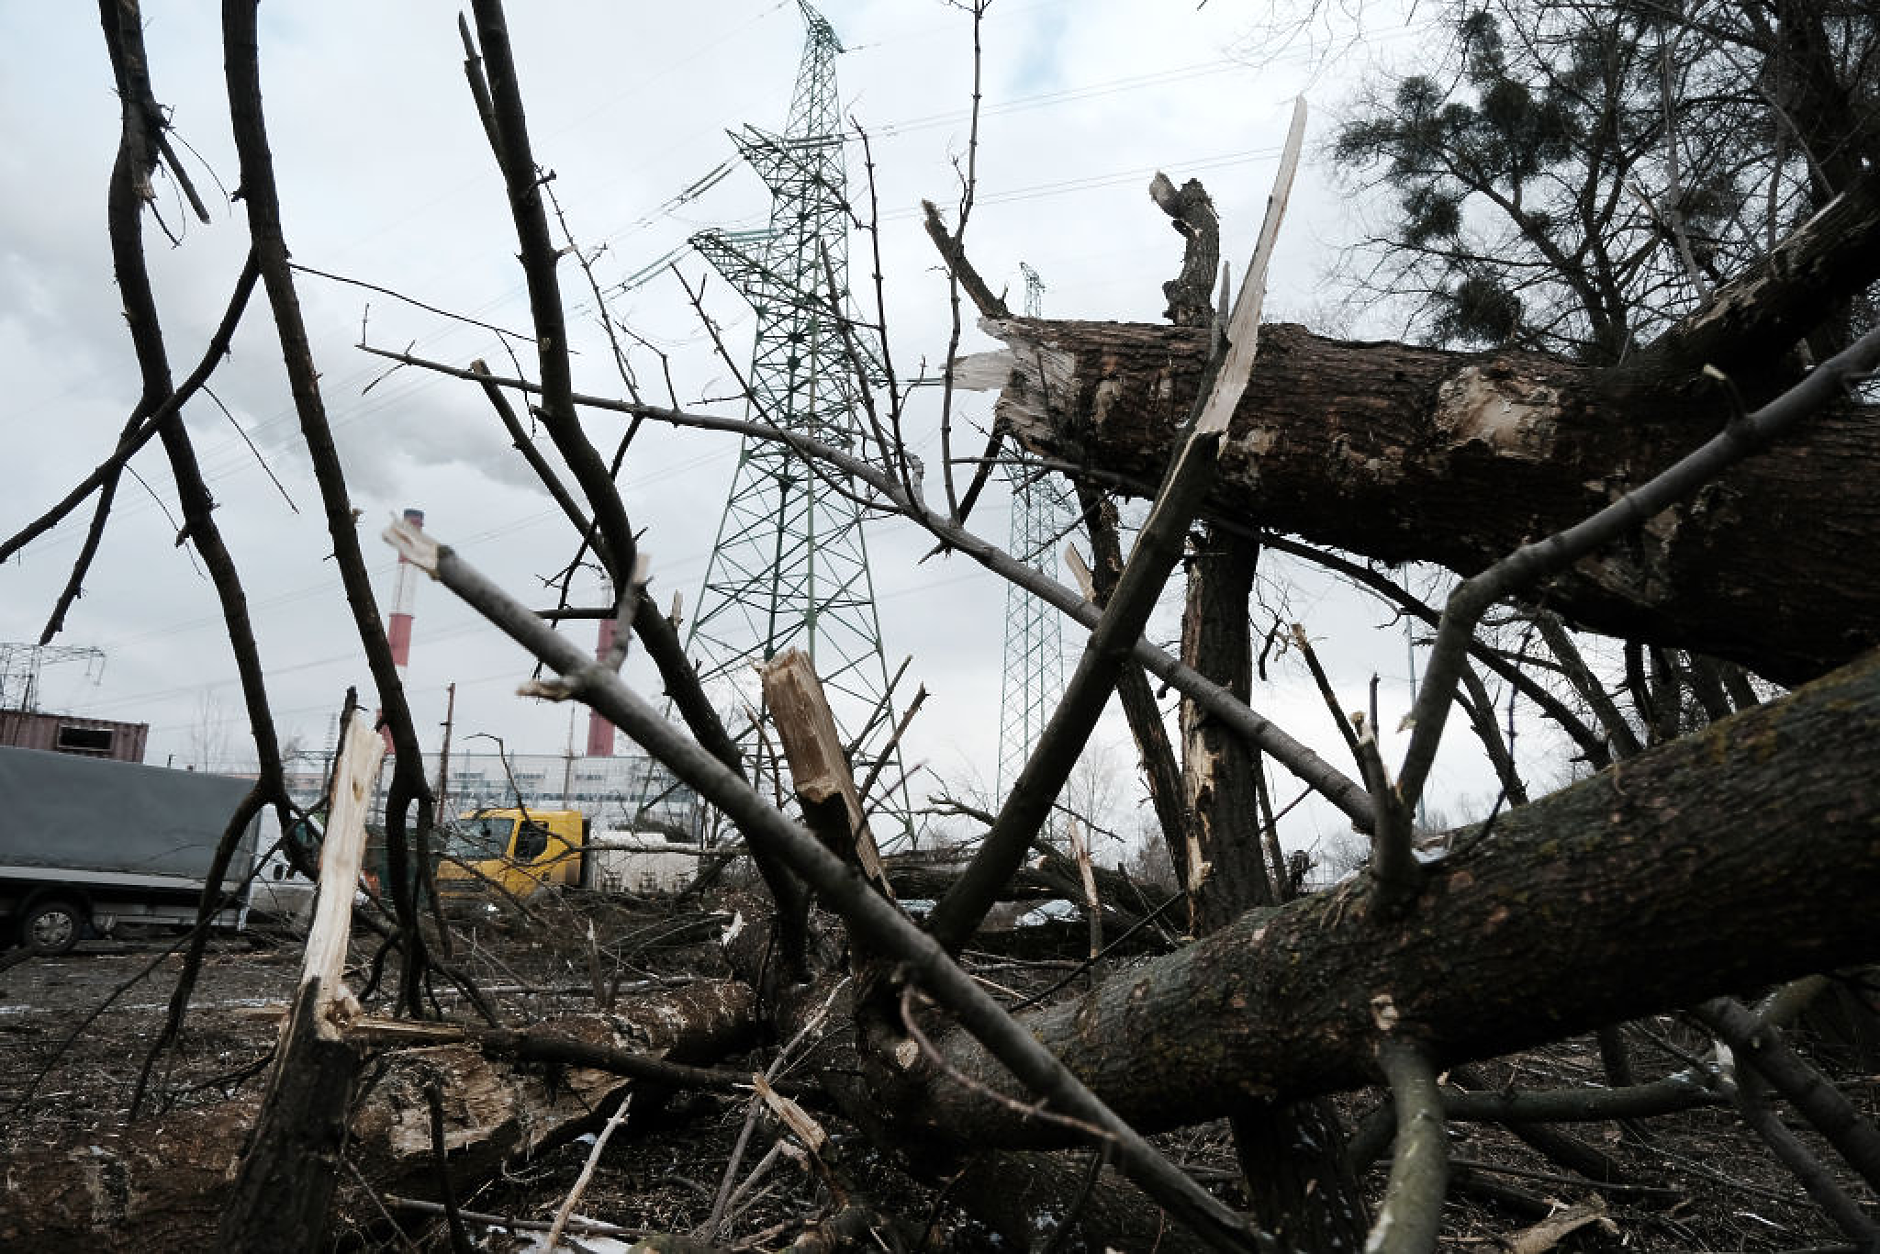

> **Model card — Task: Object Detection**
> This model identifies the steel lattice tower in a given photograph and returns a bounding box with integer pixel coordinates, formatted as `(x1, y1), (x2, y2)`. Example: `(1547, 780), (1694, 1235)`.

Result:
(996, 264), (1075, 794)
(682, 2), (913, 838)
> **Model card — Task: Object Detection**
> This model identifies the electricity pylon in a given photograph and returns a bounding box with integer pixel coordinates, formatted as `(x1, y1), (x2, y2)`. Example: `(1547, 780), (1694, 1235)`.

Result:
(996, 264), (1075, 795)
(681, 1), (914, 840)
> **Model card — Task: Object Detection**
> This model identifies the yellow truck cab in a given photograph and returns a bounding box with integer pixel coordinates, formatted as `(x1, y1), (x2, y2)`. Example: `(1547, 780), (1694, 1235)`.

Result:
(437, 807), (587, 902)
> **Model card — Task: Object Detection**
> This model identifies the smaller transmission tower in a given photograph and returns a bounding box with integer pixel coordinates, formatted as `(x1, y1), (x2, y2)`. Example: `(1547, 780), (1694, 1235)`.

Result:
(0, 643), (106, 712)
(996, 265), (1076, 794)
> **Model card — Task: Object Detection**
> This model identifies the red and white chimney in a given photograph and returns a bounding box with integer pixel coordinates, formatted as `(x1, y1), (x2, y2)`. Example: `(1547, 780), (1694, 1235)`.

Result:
(379, 507), (424, 751)
(388, 507), (424, 673)
(585, 578), (617, 757)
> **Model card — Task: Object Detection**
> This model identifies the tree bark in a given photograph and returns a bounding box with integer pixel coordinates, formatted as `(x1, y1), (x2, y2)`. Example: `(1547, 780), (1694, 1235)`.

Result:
(1178, 525), (1370, 1251)
(1180, 523), (1274, 929)
(892, 643), (1880, 1143)
(963, 317), (1880, 684)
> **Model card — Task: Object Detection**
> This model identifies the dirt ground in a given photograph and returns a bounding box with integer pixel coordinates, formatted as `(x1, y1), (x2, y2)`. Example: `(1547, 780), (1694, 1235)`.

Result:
(1, 902), (1875, 1251)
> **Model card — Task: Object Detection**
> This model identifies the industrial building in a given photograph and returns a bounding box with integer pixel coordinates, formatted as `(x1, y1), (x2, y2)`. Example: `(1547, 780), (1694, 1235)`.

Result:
(0, 709), (148, 763)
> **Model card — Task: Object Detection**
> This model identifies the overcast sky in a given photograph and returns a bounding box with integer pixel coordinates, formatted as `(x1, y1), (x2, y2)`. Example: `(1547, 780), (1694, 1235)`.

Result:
(3, 1), (1526, 858)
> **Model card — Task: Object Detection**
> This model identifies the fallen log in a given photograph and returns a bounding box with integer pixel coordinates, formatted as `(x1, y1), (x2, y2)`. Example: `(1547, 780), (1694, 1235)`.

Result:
(882, 854), (1172, 930)
(885, 644), (1880, 1142)
(958, 316), (1880, 684)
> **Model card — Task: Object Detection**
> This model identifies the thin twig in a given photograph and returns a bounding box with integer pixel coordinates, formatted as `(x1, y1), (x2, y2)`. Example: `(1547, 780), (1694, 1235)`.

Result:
(1289, 622), (1361, 763)
(298, 260), (530, 341)
(384, 1195), (649, 1240)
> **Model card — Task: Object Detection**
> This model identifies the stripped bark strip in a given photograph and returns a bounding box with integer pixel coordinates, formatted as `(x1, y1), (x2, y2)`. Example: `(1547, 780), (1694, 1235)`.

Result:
(1065, 818), (1102, 959)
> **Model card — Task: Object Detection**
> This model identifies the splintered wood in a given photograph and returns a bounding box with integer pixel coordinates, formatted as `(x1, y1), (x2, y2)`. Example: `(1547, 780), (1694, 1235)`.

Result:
(295, 708), (386, 1040)
(761, 648), (894, 900)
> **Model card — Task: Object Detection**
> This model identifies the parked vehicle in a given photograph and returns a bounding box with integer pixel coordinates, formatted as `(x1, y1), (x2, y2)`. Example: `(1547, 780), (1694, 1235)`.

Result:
(0, 745), (265, 955)
(435, 807), (701, 903)
(248, 844), (317, 929)
(585, 831), (702, 895)
(436, 807), (587, 903)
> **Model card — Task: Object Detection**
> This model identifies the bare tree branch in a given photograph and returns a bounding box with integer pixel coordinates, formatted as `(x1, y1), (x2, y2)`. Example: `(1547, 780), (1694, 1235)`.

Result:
(222, 0), (437, 1013)
(1695, 997), (1880, 1193)
(1367, 1037), (1448, 1254)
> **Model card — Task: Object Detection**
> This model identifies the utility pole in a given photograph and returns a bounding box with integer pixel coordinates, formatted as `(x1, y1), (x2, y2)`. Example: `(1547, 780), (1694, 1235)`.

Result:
(996, 265), (1074, 795)
(434, 682), (456, 817)
(682, 1), (915, 841)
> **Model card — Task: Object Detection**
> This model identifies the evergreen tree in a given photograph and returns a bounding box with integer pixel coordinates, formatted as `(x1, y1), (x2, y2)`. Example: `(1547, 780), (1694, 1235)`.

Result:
(1334, 0), (1878, 363)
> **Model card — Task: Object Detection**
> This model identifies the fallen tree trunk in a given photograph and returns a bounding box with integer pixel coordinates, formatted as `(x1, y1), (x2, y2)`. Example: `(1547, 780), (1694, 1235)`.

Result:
(961, 317), (1880, 684)
(882, 852), (1172, 926)
(883, 644), (1880, 1143)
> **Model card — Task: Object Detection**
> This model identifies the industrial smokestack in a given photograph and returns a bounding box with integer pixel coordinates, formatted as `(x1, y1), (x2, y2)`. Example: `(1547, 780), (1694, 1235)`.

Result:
(379, 507), (424, 752)
(586, 578), (617, 757)
(387, 507), (425, 672)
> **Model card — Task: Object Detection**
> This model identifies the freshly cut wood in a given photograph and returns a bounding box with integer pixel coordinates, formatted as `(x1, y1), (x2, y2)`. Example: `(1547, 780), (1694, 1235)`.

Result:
(297, 709), (386, 1033)
(1064, 818), (1102, 957)
(346, 982), (757, 1190)
(958, 316), (1880, 684)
